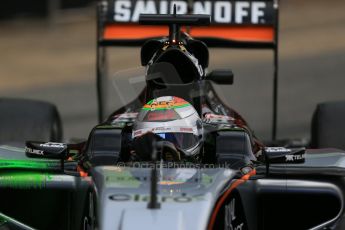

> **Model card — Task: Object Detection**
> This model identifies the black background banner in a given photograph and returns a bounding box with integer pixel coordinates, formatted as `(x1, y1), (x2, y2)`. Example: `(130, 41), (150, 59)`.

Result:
(106, 0), (275, 25)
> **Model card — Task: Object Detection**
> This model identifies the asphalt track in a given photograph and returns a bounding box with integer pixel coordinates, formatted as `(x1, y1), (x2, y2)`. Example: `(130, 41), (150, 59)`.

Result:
(0, 0), (344, 141)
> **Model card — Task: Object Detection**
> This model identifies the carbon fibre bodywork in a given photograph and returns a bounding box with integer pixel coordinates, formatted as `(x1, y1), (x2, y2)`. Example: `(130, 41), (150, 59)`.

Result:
(1, 0), (345, 229)
(1, 146), (345, 229)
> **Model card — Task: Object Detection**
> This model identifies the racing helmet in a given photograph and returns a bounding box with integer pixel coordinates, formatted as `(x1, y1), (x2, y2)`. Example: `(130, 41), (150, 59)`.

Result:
(132, 96), (203, 158)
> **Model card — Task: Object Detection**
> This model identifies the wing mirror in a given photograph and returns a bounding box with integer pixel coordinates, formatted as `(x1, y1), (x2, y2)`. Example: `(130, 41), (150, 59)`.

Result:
(206, 69), (234, 85)
(25, 141), (67, 159)
(264, 147), (305, 164)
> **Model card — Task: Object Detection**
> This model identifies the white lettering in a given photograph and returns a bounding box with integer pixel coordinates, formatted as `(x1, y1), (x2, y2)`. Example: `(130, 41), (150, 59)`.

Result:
(170, 1), (188, 14)
(159, 1), (168, 14)
(132, 0), (157, 22)
(25, 147), (44, 155)
(112, 0), (268, 25)
(225, 199), (245, 230)
(234, 223), (244, 230)
(286, 154), (305, 162)
(230, 198), (236, 221)
(265, 147), (291, 153)
(252, 2), (266, 23)
(235, 2), (250, 23)
(193, 1), (212, 15)
(39, 142), (64, 148)
(114, 0), (131, 22)
(285, 155), (294, 161)
(214, 1), (231, 23)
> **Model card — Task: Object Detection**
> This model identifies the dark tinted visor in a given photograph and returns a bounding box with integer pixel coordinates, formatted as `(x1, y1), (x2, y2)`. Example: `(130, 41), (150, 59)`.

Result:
(157, 133), (199, 150)
(143, 109), (181, 122)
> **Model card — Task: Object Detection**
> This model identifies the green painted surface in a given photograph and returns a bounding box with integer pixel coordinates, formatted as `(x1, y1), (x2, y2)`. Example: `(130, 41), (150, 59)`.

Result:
(0, 159), (59, 170)
(104, 169), (141, 188)
(146, 99), (154, 105)
(142, 103), (190, 111)
(0, 146), (59, 189)
(0, 214), (7, 226)
(0, 172), (53, 189)
(201, 173), (214, 187)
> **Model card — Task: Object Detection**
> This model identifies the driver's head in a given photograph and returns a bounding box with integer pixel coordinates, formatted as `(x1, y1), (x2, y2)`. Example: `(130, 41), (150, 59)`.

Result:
(132, 96), (203, 158)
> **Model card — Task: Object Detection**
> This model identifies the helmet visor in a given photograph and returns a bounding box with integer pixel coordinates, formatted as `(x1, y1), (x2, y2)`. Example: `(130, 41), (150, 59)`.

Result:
(157, 133), (199, 150)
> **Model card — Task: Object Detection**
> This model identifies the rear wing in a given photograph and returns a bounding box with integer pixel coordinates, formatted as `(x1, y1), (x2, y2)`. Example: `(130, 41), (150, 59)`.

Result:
(96, 0), (280, 140)
(98, 0), (278, 48)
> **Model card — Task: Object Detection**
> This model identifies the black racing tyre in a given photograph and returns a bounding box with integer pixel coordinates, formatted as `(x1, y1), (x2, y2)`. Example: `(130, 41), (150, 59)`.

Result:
(311, 101), (345, 150)
(82, 191), (96, 230)
(0, 98), (62, 146)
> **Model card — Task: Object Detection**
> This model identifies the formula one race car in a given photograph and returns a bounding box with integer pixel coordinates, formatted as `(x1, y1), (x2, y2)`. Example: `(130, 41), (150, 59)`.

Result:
(1, 1), (345, 230)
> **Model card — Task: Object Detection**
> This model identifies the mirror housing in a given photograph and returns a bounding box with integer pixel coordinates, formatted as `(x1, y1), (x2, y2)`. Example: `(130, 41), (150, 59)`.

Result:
(25, 141), (67, 159)
(206, 69), (234, 85)
(264, 147), (306, 164)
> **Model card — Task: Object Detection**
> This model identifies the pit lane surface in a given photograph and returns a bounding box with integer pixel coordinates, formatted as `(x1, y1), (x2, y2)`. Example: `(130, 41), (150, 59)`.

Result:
(0, 0), (344, 141)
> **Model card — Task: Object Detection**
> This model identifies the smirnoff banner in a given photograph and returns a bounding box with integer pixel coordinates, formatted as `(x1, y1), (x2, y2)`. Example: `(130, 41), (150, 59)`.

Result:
(106, 0), (275, 25)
